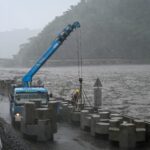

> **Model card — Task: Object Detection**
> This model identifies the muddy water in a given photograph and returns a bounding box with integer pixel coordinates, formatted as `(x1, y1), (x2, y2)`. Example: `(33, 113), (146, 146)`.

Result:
(0, 65), (150, 121)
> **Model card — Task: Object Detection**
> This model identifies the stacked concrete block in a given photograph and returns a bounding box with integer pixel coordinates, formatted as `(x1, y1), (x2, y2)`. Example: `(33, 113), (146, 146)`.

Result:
(99, 111), (110, 122)
(80, 110), (89, 130)
(21, 101), (57, 142)
(48, 101), (58, 133)
(21, 119), (53, 141)
(59, 102), (69, 121)
(23, 102), (36, 124)
(67, 105), (74, 122)
(93, 111), (110, 135)
(109, 119), (120, 141)
(48, 101), (58, 114)
(58, 102), (76, 122)
(119, 123), (136, 149)
(110, 113), (121, 118)
(95, 122), (110, 135)
(71, 111), (81, 123)
(134, 119), (146, 142)
(98, 108), (109, 113)
(36, 119), (52, 141)
(90, 114), (100, 136)
(61, 104), (74, 122)
(33, 100), (41, 108)
(84, 114), (92, 129)
(36, 108), (50, 120)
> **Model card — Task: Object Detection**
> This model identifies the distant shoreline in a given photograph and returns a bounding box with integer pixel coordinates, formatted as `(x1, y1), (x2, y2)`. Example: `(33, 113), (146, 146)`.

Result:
(0, 58), (150, 67)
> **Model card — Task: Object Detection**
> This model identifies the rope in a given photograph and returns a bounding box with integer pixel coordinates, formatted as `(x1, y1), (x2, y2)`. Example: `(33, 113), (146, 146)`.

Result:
(83, 89), (92, 107)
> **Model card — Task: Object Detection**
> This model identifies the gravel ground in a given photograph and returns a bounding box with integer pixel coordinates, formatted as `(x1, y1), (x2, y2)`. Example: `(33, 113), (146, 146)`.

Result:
(0, 118), (29, 150)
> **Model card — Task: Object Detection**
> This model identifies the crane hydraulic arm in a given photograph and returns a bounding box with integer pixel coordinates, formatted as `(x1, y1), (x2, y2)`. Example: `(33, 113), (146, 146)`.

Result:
(22, 21), (80, 87)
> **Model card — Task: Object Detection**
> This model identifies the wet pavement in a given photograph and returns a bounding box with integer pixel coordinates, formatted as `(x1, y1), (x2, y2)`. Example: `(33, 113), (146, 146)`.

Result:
(23, 123), (116, 150)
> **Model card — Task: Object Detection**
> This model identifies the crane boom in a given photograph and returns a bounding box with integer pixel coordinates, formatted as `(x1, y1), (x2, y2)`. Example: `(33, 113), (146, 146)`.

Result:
(22, 21), (80, 87)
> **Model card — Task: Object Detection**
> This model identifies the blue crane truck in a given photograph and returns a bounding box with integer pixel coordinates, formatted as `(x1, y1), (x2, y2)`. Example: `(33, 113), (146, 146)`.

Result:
(9, 21), (80, 141)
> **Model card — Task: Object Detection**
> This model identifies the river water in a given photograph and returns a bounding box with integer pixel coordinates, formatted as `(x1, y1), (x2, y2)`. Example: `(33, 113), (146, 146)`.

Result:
(0, 65), (150, 122)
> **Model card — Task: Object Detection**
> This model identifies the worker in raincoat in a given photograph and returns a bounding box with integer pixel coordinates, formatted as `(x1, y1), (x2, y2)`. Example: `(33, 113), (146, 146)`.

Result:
(71, 89), (80, 107)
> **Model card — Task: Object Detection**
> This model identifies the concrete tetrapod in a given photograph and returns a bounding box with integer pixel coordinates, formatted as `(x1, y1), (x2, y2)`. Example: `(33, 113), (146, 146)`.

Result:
(109, 119), (120, 141)
(134, 119), (146, 142)
(119, 122), (136, 149)
(80, 110), (89, 130)
(90, 114), (100, 136)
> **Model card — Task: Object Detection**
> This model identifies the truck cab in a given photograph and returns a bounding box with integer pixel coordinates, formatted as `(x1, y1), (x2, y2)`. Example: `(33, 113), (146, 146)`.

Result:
(10, 87), (49, 126)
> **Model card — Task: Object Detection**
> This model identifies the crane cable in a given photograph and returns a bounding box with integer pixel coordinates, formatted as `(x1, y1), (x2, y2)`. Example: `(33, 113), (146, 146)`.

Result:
(76, 28), (82, 79)
(76, 28), (86, 107)
(76, 30), (92, 107)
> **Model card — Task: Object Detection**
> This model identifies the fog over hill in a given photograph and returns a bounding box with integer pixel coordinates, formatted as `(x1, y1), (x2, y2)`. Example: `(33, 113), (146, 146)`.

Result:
(0, 29), (40, 58)
(14, 0), (150, 66)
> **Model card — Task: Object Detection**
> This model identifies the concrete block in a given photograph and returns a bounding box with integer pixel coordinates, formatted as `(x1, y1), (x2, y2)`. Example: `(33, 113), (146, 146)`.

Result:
(134, 119), (145, 128)
(60, 103), (71, 122)
(48, 101), (58, 114)
(136, 128), (146, 142)
(119, 123), (136, 149)
(23, 102), (35, 124)
(37, 119), (52, 141)
(71, 111), (81, 123)
(68, 105), (74, 111)
(33, 100), (41, 108)
(95, 122), (110, 135)
(48, 101), (58, 133)
(84, 106), (92, 111)
(99, 119), (110, 123)
(61, 102), (68, 105)
(110, 113), (121, 118)
(90, 114), (100, 136)
(80, 110), (89, 129)
(111, 117), (123, 123)
(36, 108), (50, 120)
(99, 111), (110, 123)
(98, 108), (109, 113)
(84, 116), (91, 127)
(109, 119), (120, 128)
(62, 105), (74, 122)
(109, 119), (120, 141)
(134, 119), (146, 142)
(48, 101), (58, 119)
(99, 111), (110, 119)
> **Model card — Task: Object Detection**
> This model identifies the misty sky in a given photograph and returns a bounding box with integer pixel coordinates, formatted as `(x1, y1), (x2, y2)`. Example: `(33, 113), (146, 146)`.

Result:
(0, 0), (80, 31)
(0, 0), (80, 58)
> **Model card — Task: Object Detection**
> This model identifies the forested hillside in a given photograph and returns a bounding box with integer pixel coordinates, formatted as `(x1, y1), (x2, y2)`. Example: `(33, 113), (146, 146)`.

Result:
(15, 0), (150, 66)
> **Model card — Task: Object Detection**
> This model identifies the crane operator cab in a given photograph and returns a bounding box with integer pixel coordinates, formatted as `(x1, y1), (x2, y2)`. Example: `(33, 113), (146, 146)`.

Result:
(10, 87), (49, 127)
